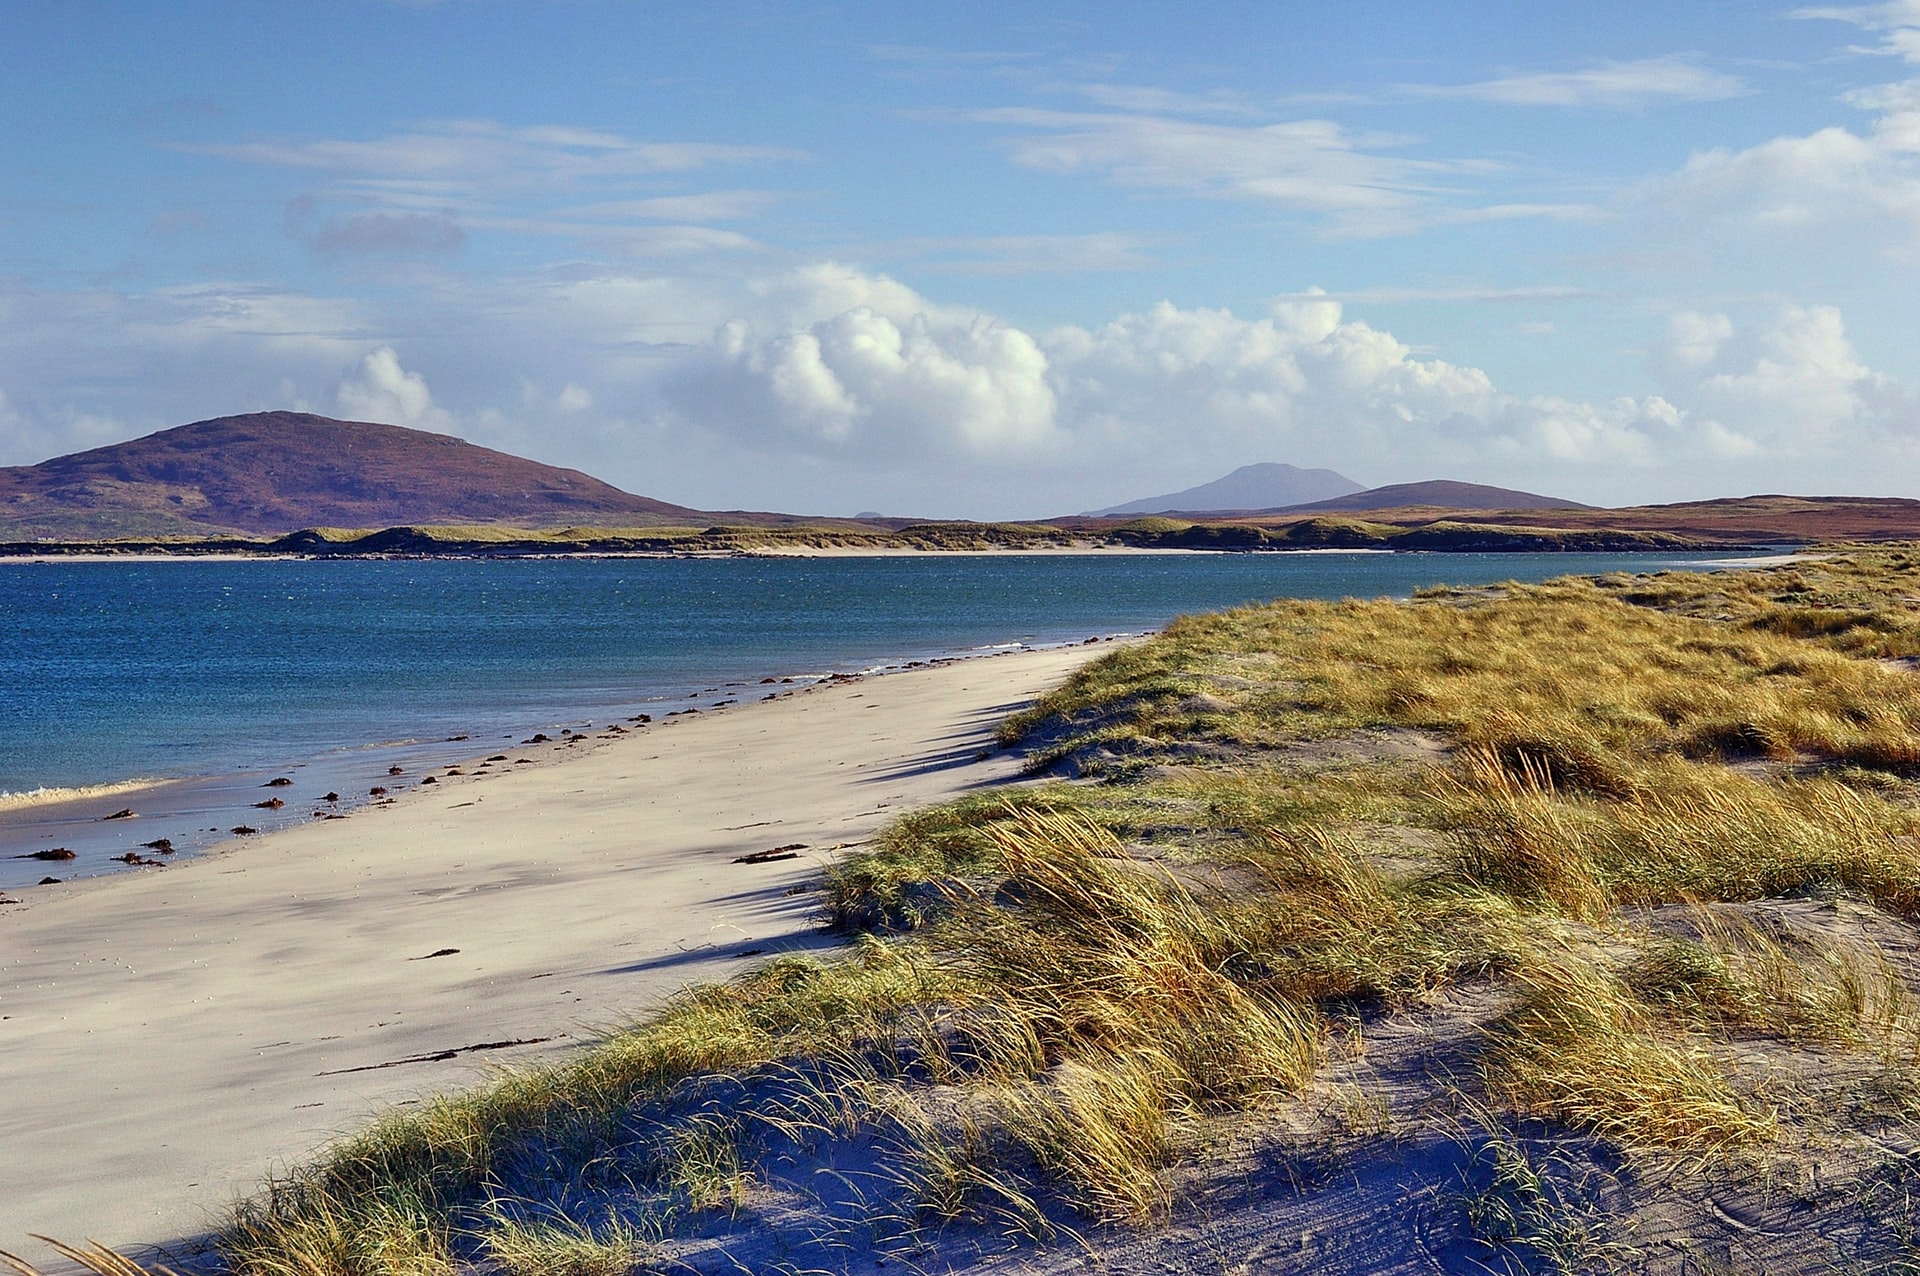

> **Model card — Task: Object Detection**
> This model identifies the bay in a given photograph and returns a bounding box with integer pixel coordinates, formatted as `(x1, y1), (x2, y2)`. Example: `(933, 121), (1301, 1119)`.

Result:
(0, 550), (1761, 885)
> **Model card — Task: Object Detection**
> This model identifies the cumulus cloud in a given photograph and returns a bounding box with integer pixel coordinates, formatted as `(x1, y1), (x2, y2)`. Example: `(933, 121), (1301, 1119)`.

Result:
(670, 271), (1058, 459)
(336, 347), (451, 429)
(1634, 58), (1920, 258)
(662, 267), (1755, 497)
(1662, 310), (1735, 369)
(1661, 304), (1916, 452)
(1621, 3), (1920, 282)
(1409, 55), (1748, 108)
(1041, 292), (1701, 468)
(6, 263), (1916, 515)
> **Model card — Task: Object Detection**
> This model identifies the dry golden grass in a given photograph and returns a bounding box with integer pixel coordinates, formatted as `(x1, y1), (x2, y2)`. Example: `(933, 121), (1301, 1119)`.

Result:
(0, 1239), (184, 1276)
(1631, 906), (1918, 1051)
(1485, 957), (1778, 1168)
(62, 546), (1920, 1274)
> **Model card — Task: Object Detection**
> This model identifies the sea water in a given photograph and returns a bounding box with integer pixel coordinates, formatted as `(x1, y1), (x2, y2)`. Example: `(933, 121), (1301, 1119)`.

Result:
(0, 551), (1763, 885)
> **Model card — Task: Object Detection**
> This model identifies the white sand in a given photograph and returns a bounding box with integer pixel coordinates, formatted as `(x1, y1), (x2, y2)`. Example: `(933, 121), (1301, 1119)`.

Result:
(0, 643), (1106, 1259)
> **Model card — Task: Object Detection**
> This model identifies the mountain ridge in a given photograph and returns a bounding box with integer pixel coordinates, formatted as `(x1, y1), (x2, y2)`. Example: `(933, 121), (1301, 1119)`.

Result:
(1087, 462), (1364, 516)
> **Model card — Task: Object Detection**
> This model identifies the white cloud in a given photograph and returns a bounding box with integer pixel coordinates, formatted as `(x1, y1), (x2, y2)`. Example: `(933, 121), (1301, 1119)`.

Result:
(669, 271), (1059, 459)
(972, 107), (1450, 233)
(0, 279), (374, 464)
(1410, 56), (1748, 108)
(1433, 202), (1606, 225)
(1635, 72), (1920, 255)
(1278, 284), (1595, 305)
(192, 120), (803, 200)
(661, 268), (1753, 498)
(564, 190), (783, 222)
(1663, 310), (1735, 369)
(1070, 84), (1261, 116)
(966, 106), (1607, 236)
(336, 347), (450, 429)
(1794, 2), (1920, 62)
(1041, 292), (1701, 468)
(6, 265), (1916, 515)
(1663, 304), (1915, 451)
(867, 232), (1155, 275)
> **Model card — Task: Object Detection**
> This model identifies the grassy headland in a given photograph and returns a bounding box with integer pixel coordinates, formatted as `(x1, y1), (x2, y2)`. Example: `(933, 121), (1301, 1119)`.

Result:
(16, 549), (1920, 1275)
(0, 513), (1736, 558)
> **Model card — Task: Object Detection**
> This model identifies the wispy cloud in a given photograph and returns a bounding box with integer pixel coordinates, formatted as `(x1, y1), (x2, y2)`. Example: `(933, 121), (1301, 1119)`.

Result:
(1069, 84), (1261, 116)
(862, 232), (1156, 275)
(564, 190), (785, 223)
(1407, 55), (1748, 108)
(871, 44), (1044, 76)
(191, 121), (803, 264)
(1433, 202), (1608, 225)
(960, 106), (1596, 236)
(1793, 1), (1920, 62)
(970, 106), (1462, 233)
(1274, 284), (1599, 305)
(474, 217), (765, 257)
(188, 120), (804, 200)
(302, 209), (467, 259)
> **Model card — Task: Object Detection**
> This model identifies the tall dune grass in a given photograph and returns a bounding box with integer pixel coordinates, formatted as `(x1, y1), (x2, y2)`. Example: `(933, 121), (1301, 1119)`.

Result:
(36, 548), (1920, 1274)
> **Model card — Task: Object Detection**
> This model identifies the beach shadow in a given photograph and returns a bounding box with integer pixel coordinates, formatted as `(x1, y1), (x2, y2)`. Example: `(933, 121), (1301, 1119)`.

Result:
(592, 929), (840, 978)
(852, 700), (1034, 786)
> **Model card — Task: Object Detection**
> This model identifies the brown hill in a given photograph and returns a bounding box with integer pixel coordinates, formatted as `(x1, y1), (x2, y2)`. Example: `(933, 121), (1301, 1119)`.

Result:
(0, 412), (704, 538)
(1214, 494), (1920, 545)
(1274, 479), (1592, 514)
(1460, 494), (1920, 544)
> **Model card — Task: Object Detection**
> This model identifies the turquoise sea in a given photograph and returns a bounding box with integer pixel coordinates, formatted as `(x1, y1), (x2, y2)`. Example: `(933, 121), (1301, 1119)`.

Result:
(0, 551), (1762, 886)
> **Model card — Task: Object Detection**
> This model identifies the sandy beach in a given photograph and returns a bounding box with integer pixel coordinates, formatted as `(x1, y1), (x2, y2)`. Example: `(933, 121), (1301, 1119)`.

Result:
(0, 642), (1107, 1262)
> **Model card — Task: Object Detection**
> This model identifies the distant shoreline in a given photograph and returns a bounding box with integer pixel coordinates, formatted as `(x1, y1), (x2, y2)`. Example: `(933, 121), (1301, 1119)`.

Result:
(0, 519), (1760, 559)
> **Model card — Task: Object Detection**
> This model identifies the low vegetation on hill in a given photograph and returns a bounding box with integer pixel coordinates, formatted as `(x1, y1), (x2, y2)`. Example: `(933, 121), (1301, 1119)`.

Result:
(16, 551), (1920, 1275)
(3, 515), (1733, 558)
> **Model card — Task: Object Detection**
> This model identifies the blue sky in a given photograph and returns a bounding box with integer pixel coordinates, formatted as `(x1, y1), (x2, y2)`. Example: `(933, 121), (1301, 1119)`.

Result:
(3, 1), (1919, 516)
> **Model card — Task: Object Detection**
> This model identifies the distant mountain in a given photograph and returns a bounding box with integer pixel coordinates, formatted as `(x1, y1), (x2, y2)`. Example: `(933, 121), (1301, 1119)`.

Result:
(0, 412), (705, 538)
(1276, 480), (1592, 515)
(1089, 463), (1364, 516)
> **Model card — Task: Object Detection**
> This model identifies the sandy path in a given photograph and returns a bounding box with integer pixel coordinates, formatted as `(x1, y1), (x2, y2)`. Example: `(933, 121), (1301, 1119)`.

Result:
(0, 643), (1102, 1260)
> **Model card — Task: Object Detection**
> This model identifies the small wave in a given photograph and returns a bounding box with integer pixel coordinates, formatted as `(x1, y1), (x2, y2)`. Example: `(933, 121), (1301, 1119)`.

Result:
(0, 778), (166, 812)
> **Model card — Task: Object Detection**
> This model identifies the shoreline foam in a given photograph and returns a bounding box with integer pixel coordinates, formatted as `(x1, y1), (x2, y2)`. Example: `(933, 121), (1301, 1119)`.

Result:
(0, 776), (166, 812)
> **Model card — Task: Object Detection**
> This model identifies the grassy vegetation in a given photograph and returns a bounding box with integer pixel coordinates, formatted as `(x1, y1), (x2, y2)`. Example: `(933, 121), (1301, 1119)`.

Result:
(19, 548), (1920, 1274)
(9, 510), (1737, 556)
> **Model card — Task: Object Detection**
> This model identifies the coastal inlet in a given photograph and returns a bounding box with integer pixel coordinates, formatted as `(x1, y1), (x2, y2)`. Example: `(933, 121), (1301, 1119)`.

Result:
(0, 549), (1767, 890)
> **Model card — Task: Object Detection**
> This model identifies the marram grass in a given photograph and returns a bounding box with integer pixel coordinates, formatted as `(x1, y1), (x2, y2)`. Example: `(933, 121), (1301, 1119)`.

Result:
(32, 547), (1920, 1273)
